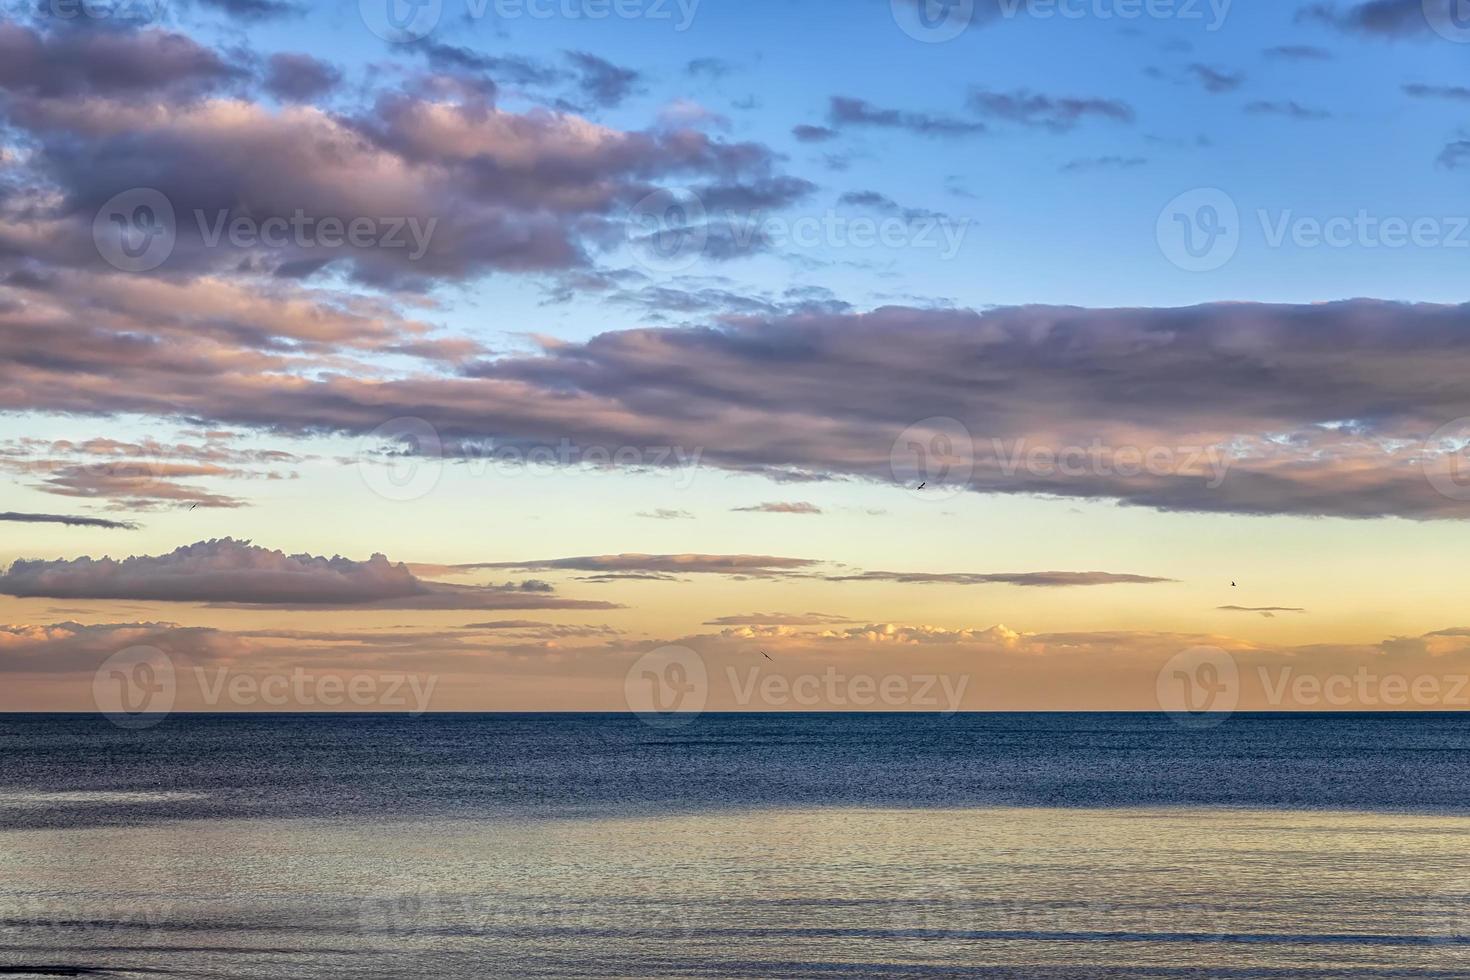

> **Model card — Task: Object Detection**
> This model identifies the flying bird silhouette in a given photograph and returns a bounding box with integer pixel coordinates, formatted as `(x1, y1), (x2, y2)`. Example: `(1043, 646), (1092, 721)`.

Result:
(761, 650), (773, 661)
(917, 482), (926, 490)
(188, 503), (198, 511)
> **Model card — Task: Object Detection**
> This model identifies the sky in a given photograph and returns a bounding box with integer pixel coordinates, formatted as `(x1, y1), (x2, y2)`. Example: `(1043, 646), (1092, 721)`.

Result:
(4, 0), (1470, 715)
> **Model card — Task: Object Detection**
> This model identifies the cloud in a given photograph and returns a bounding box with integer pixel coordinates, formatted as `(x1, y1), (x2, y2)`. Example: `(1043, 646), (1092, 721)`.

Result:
(1296, 0), (1436, 36)
(0, 511), (138, 529)
(0, 621), (240, 673)
(263, 53), (341, 102)
(1187, 64), (1245, 92)
(731, 501), (823, 514)
(1262, 44), (1334, 59)
(564, 51), (642, 108)
(635, 508), (694, 519)
(412, 554), (821, 578)
(1219, 605), (1307, 617)
(827, 96), (986, 138)
(1244, 100), (1331, 120)
(823, 570), (1172, 587)
(792, 124), (838, 143)
(1059, 155), (1147, 173)
(703, 611), (855, 625)
(967, 88), (1135, 131)
(0, 538), (619, 609)
(0, 23), (244, 100)
(1404, 83), (1470, 101)
(16, 295), (1470, 519)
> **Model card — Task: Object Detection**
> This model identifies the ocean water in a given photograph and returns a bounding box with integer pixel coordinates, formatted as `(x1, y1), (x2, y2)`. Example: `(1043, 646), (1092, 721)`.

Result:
(3, 713), (1470, 978)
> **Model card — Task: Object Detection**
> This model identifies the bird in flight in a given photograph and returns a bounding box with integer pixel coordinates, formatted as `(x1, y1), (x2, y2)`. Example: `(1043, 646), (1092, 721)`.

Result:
(917, 482), (926, 490)
(761, 650), (773, 662)
(1231, 581), (1236, 587)
(188, 503), (198, 511)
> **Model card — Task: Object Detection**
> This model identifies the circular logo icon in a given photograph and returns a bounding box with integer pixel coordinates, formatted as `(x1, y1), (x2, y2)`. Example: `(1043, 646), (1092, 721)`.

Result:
(1156, 646), (1239, 728)
(1422, 417), (1470, 502)
(358, 417), (443, 502)
(93, 645), (176, 729)
(1425, 0), (1470, 42)
(891, 0), (976, 42)
(1156, 188), (1239, 272)
(626, 188), (708, 274)
(890, 416), (974, 500)
(360, 0), (442, 42)
(93, 188), (175, 273)
(623, 645), (707, 728)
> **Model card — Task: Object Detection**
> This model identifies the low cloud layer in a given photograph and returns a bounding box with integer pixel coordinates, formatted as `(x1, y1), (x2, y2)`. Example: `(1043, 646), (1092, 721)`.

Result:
(0, 539), (618, 609)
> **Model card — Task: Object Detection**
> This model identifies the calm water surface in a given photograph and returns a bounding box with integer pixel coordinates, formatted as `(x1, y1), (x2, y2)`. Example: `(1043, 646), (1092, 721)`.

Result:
(2, 713), (1469, 978)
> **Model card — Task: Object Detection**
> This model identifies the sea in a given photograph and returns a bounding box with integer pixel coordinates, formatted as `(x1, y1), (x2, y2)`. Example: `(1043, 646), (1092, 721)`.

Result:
(2, 712), (1470, 978)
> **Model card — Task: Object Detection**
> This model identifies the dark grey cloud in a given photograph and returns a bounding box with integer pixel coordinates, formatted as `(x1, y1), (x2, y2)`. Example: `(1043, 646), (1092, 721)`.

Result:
(827, 96), (986, 138)
(1219, 605), (1307, 617)
(1404, 83), (1470, 101)
(792, 124), (838, 143)
(1060, 155), (1147, 173)
(1188, 64), (1245, 93)
(967, 88), (1135, 131)
(1263, 44), (1335, 59)
(15, 299), (1470, 519)
(823, 571), (1173, 587)
(412, 554), (821, 577)
(565, 51), (642, 108)
(703, 611), (855, 625)
(0, 511), (138, 529)
(0, 23), (243, 99)
(731, 501), (823, 514)
(1296, 0), (1433, 36)
(263, 52), (341, 102)
(0, 539), (618, 609)
(1244, 100), (1331, 120)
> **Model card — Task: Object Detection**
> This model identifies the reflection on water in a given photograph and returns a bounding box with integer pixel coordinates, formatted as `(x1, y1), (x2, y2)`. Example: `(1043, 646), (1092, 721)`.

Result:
(3, 806), (1470, 978)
